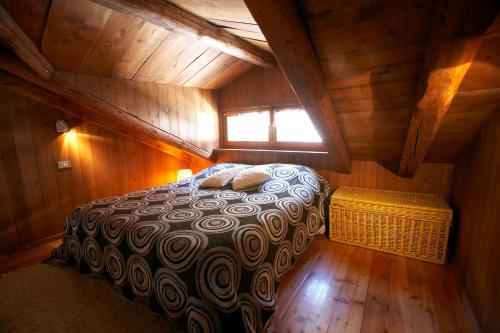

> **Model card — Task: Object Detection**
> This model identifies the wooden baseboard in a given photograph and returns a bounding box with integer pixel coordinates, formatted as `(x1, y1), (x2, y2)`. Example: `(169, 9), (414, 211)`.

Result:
(1, 233), (63, 256)
(0, 237), (62, 274)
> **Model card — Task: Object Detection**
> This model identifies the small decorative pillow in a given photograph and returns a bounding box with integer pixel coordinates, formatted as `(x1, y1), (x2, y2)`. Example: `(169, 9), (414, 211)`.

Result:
(199, 167), (243, 188)
(232, 166), (270, 190)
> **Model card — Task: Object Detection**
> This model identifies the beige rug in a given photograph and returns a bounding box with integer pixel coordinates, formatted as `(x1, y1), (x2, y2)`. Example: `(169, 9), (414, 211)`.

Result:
(0, 264), (185, 333)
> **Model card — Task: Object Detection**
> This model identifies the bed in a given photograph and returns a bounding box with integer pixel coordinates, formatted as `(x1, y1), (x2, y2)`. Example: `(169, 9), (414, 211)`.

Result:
(50, 163), (331, 333)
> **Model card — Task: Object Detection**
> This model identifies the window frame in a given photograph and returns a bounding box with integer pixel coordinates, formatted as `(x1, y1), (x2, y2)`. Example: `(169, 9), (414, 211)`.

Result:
(221, 106), (326, 151)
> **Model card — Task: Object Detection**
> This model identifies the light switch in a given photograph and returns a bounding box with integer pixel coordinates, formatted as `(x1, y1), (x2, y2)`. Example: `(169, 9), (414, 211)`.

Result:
(57, 160), (72, 170)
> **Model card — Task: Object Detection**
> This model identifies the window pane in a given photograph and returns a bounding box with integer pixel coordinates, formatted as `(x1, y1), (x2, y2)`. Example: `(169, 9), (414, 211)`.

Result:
(275, 109), (322, 142)
(226, 111), (270, 142)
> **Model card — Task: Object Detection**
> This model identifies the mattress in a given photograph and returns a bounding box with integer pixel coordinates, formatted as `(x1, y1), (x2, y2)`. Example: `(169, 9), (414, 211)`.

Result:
(50, 163), (331, 333)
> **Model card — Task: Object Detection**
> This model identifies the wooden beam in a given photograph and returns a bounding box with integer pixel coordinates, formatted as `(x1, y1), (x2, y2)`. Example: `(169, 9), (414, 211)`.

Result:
(0, 5), (53, 79)
(398, 0), (498, 178)
(0, 52), (212, 161)
(244, 0), (351, 173)
(88, 0), (275, 67)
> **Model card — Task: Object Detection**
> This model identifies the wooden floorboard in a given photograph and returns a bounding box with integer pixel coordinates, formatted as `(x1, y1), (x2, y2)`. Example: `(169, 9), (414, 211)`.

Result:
(0, 236), (474, 332)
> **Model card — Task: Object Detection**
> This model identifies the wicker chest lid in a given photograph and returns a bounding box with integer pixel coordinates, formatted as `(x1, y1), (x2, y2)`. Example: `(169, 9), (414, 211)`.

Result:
(331, 186), (452, 221)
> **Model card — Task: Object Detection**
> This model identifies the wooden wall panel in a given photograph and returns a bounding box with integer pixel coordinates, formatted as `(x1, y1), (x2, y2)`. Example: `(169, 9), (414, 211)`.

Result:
(219, 66), (299, 110)
(0, 89), (209, 254)
(451, 112), (500, 333)
(56, 72), (219, 154)
(216, 150), (454, 199)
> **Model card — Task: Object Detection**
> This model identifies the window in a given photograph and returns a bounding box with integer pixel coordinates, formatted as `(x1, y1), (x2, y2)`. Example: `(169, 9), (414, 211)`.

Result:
(275, 109), (322, 143)
(226, 111), (270, 142)
(223, 107), (324, 150)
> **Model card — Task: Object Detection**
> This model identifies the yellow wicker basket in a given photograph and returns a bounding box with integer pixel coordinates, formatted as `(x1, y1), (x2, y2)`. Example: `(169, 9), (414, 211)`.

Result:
(329, 186), (452, 264)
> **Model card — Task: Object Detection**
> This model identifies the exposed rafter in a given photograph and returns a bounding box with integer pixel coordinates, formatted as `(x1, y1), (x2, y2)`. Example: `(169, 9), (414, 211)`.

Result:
(88, 0), (275, 67)
(0, 52), (212, 161)
(244, 0), (351, 173)
(398, 0), (499, 178)
(0, 5), (54, 79)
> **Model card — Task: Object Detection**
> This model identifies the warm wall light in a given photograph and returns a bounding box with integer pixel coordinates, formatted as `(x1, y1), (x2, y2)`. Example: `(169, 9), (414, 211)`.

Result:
(56, 119), (70, 133)
(176, 169), (193, 181)
(65, 129), (77, 142)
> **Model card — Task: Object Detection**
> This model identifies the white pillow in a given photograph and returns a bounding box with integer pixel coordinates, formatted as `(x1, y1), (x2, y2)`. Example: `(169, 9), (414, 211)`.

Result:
(232, 166), (270, 190)
(199, 167), (243, 188)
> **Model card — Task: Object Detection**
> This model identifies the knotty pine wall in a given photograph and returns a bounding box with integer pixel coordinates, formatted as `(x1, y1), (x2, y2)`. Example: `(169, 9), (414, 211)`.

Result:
(451, 112), (500, 333)
(56, 72), (219, 154)
(0, 89), (210, 254)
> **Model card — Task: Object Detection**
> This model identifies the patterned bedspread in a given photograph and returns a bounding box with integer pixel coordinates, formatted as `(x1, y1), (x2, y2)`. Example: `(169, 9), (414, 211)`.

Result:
(51, 163), (331, 333)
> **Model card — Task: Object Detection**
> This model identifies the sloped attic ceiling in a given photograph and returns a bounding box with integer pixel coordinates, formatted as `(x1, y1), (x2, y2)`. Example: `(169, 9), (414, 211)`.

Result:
(300, 0), (500, 164)
(240, 0), (499, 174)
(1, 0), (499, 175)
(2, 0), (263, 89)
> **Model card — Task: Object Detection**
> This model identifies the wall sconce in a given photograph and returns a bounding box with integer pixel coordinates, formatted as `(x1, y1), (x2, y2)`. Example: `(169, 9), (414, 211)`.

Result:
(176, 169), (193, 181)
(56, 119), (70, 133)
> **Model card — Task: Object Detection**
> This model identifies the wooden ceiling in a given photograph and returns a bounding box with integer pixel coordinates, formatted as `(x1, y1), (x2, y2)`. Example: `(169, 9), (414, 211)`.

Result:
(0, 0), (257, 89)
(299, 0), (500, 165)
(427, 15), (500, 162)
(168, 0), (270, 51)
(1, 0), (499, 173)
(302, 0), (432, 162)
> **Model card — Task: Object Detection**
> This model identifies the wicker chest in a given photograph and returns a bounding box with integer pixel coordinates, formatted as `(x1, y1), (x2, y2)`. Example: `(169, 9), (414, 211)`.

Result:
(329, 186), (452, 264)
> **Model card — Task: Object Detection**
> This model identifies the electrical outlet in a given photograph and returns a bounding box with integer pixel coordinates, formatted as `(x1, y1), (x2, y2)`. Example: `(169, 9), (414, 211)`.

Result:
(57, 160), (72, 170)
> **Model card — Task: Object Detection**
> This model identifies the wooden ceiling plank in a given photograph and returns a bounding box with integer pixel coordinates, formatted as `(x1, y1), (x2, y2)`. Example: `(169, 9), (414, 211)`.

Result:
(244, 0), (351, 173)
(202, 59), (254, 90)
(320, 44), (426, 77)
(398, 0), (499, 178)
(155, 42), (210, 84)
(81, 11), (168, 79)
(243, 39), (271, 52)
(168, 0), (257, 24)
(328, 79), (418, 102)
(132, 32), (188, 82)
(208, 19), (262, 34)
(171, 47), (221, 86)
(306, 0), (430, 33)
(41, 0), (112, 73)
(166, 1), (271, 50)
(0, 51), (212, 160)
(0, 5), (53, 79)
(88, 0), (275, 67)
(221, 27), (266, 42)
(311, 5), (432, 62)
(324, 61), (421, 90)
(183, 53), (237, 88)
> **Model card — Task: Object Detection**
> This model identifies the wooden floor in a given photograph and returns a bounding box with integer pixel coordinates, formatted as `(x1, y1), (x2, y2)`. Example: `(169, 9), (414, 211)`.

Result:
(276, 237), (478, 333)
(0, 236), (478, 333)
